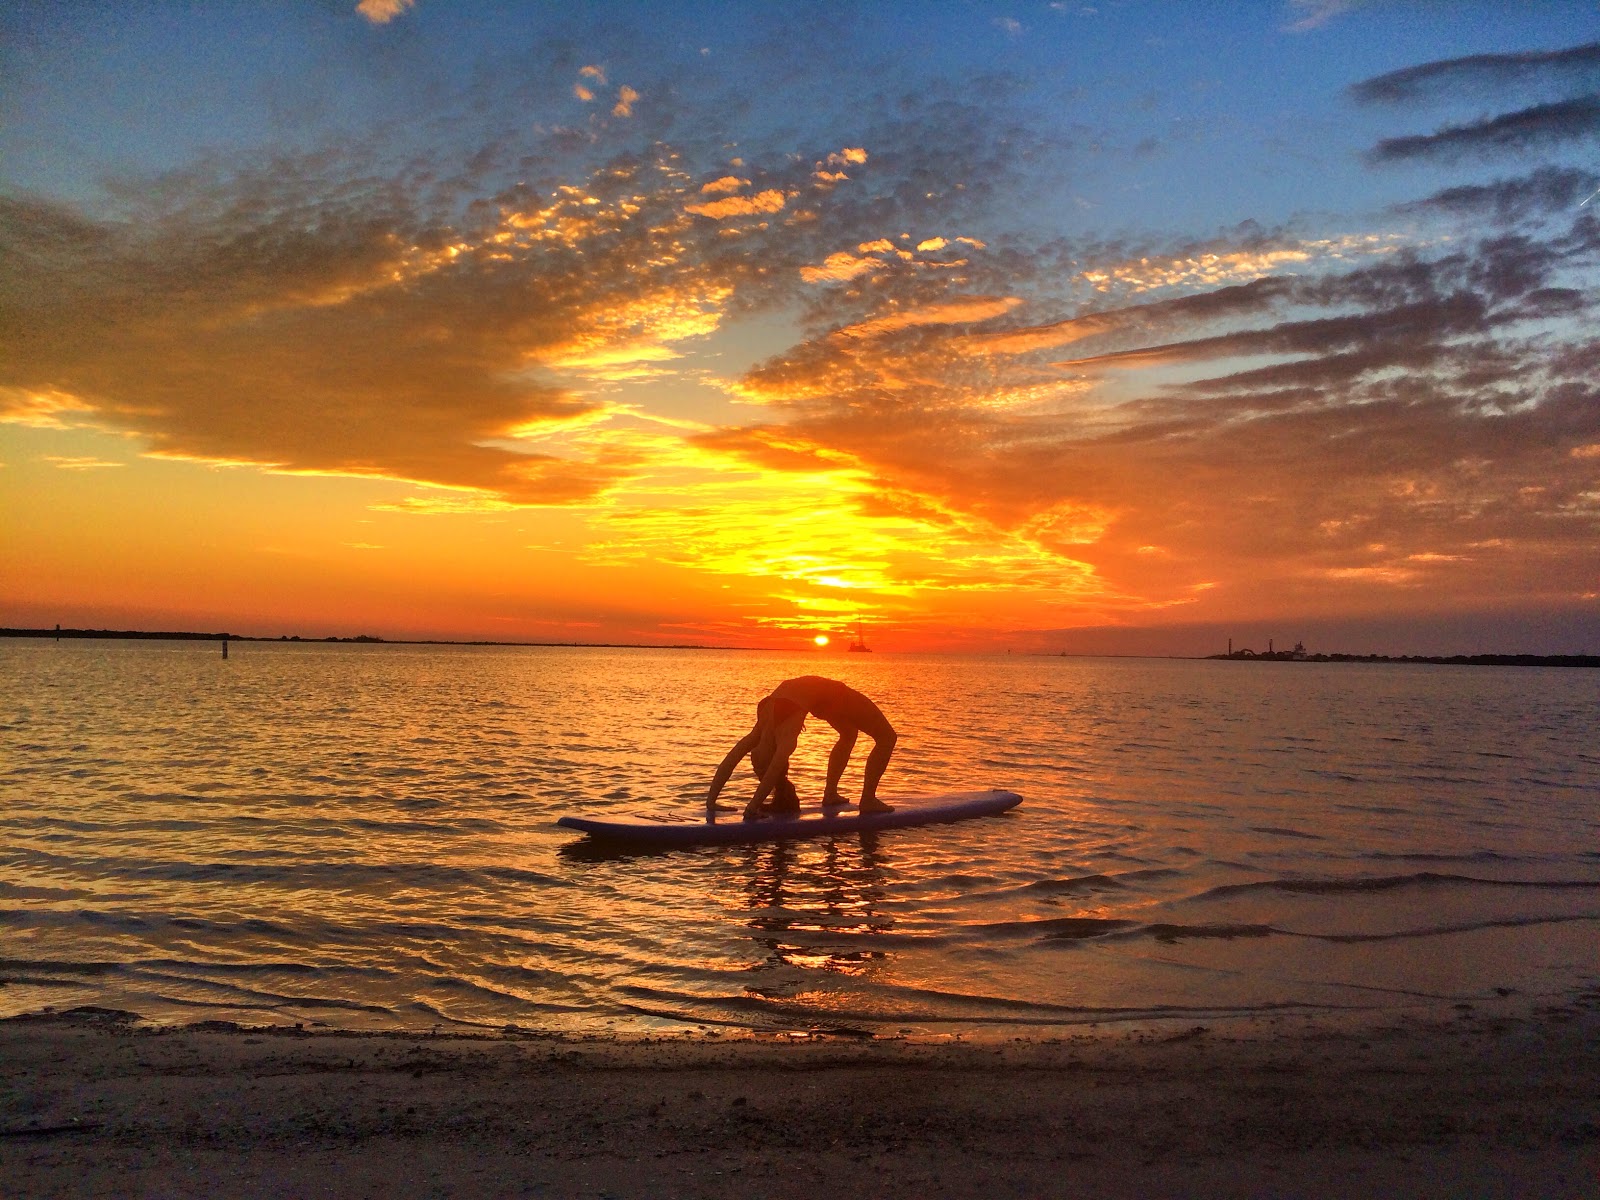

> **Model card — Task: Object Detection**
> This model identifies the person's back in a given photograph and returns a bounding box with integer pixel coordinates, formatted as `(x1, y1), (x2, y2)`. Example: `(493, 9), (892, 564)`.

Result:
(706, 676), (898, 819)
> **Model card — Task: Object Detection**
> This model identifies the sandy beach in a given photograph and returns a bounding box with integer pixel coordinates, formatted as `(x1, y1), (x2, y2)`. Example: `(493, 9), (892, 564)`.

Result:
(4, 999), (1597, 1200)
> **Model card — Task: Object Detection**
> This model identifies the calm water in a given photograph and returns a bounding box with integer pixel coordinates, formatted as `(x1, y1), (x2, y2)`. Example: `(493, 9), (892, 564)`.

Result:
(2, 640), (1597, 1036)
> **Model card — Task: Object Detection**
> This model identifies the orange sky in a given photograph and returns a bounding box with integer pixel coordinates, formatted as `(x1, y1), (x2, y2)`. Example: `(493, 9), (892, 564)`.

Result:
(3, 5), (1598, 653)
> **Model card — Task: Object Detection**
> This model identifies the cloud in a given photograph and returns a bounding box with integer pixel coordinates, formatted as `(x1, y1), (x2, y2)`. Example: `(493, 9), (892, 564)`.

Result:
(1281, 1), (1363, 33)
(355, 0), (415, 25)
(1393, 166), (1600, 224)
(613, 85), (639, 118)
(685, 188), (786, 219)
(1350, 41), (1600, 106)
(958, 275), (1294, 357)
(837, 295), (1021, 339)
(41, 455), (123, 470)
(1076, 234), (1404, 294)
(0, 385), (98, 429)
(706, 197), (1600, 620)
(0, 80), (1041, 513)
(1366, 94), (1600, 164)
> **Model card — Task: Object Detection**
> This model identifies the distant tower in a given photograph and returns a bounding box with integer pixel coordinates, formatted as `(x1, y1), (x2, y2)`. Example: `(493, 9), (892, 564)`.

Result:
(1228, 638), (1232, 656)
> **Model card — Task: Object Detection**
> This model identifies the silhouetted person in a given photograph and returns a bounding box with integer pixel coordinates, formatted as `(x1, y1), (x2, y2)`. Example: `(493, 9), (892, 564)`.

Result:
(707, 676), (897, 821)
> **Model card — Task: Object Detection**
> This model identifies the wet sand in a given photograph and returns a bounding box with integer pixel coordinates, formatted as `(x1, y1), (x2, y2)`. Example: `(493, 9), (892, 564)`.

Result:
(4, 1002), (1598, 1199)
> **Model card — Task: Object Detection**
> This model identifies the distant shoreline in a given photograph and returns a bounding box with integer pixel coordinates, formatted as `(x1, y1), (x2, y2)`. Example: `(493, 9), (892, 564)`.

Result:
(5, 627), (1595, 665)
(1203, 651), (1599, 668)
(0, 627), (757, 652)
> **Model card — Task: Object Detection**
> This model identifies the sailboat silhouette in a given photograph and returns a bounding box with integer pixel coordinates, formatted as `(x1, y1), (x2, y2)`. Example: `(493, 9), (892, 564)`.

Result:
(848, 618), (871, 653)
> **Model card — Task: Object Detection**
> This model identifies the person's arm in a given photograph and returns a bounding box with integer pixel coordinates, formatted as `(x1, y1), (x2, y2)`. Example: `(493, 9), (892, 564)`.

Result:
(707, 727), (759, 812)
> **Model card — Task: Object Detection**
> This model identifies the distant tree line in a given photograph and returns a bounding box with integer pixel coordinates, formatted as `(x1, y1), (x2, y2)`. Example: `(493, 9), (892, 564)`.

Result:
(1, 628), (385, 643)
(1209, 650), (1598, 668)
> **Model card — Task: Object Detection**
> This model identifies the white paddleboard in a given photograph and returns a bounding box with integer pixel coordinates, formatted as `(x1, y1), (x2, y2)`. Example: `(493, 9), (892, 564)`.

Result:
(556, 788), (1022, 847)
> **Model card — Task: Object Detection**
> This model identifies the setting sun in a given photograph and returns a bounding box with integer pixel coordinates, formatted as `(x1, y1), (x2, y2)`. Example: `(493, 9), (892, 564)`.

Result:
(813, 635), (830, 647)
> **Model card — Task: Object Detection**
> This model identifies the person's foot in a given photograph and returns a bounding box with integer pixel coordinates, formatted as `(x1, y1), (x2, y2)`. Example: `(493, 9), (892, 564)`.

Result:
(742, 803), (765, 821)
(859, 796), (893, 815)
(821, 793), (849, 809)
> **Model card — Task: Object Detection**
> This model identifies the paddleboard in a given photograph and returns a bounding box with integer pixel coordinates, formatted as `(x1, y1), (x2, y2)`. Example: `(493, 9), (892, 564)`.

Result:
(556, 788), (1022, 847)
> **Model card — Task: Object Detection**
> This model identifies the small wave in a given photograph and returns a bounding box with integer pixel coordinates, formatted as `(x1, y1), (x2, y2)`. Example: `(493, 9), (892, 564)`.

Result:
(0, 957), (123, 978)
(1119, 867), (1184, 883)
(1119, 923), (1277, 944)
(1363, 850), (1523, 863)
(0, 850), (569, 891)
(1248, 826), (1326, 841)
(617, 981), (1345, 1029)
(1020, 873), (1127, 895)
(1299, 913), (1598, 944)
(974, 916), (1135, 940)
(0, 882), (87, 901)
(148, 990), (393, 1015)
(1193, 872), (1600, 901)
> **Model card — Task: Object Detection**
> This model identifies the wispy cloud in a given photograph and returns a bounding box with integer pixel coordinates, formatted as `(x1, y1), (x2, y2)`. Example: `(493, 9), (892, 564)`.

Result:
(41, 455), (123, 470)
(1393, 166), (1600, 224)
(1281, 1), (1363, 34)
(1351, 41), (1600, 105)
(1367, 94), (1600, 164)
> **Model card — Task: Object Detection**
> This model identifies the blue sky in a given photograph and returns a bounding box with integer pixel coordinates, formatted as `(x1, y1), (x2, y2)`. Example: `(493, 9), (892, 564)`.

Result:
(10, 3), (1589, 229)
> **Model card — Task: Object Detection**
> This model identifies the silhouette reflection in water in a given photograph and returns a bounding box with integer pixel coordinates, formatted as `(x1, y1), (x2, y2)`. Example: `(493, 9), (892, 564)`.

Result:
(732, 833), (894, 1028)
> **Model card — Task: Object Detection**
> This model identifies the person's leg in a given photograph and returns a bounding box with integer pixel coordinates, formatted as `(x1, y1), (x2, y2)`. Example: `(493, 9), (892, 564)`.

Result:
(859, 725), (897, 814)
(822, 726), (858, 806)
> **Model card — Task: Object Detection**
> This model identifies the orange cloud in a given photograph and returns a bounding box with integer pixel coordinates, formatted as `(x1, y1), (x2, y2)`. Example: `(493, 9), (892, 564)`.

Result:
(0, 387), (99, 430)
(836, 295), (1022, 339)
(1081, 234), (1406, 294)
(41, 455), (124, 470)
(685, 188), (787, 219)
(613, 86), (639, 118)
(355, 0), (414, 25)
(799, 251), (880, 283)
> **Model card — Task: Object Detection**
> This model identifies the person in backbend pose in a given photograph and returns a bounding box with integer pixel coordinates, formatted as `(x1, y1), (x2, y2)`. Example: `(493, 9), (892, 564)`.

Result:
(706, 676), (897, 821)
